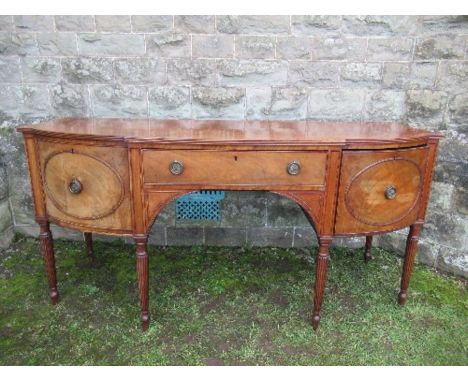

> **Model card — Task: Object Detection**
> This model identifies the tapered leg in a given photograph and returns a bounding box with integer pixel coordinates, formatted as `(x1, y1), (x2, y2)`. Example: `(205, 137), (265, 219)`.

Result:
(38, 221), (59, 304)
(84, 232), (94, 260)
(364, 235), (373, 263)
(312, 237), (331, 330)
(134, 235), (150, 331)
(398, 223), (423, 305)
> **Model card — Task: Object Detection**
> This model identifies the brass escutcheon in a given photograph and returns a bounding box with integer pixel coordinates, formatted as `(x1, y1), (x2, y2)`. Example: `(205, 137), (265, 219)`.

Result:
(384, 185), (397, 200)
(169, 160), (184, 175)
(287, 160), (301, 176)
(68, 178), (82, 194)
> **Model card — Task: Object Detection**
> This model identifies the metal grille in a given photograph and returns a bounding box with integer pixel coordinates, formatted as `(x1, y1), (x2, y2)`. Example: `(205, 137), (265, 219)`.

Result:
(176, 191), (225, 221)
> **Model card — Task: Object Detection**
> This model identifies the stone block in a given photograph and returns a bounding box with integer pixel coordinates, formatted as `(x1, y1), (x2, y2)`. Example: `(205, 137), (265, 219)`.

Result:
(0, 226), (14, 249)
(414, 35), (466, 60)
(0, 199), (9, 233)
(146, 32), (191, 58)
(246, 87), (308, 120)
(91, 85), (148, 118)
(266, 192), (310, 227)
(50, 82), (90, 117)
(191, 87), (245, 119)
(174, 16), (215, 33)
(436, 247), (468, 278)
(37, 32), (77, 56)
(363, 90), (406, 121)
(167, 59), (218, 86)
(131, 15), (173, 33)
(218, 59), (288, 87)
(342, 15), (420, 36)
(453, 187), (468, 216)
(423, 210), (466, 249)
(205, 227), (247, 246)
(14, 15), (54, 31)
(166, 227), (204, 246)
(341, 63), (382, 87)
(21, 57), (61, 83)
(436, 61), (468, 93)
(428, 182), (454, 212)
(0, 57), (21, 83)
(17, 85), (51, 119)
(148, 226), (166, 245)
(276, 36), (313, 59)
(293, 227), (318, 248)
(220, 191), (267, 227)
(247, 227), (293, 247)
(0, 16), (13, 31)
(291, 16), (342, 35)
(383, 62), (437, 89)
(148, 86), (191, 119)
(55, 15), (95, 32)
(95, 16), (131, 32)
(114, 58), (166, 85)
(61, 57), (114, 84)
(420, 15), (468, 34)
(445, 93), (468, 129)
(78, 33), (145, 56)
(308, 89), (366, 121)
(0, 85), (19, 119)
(287, 61), (341, 88)
(0, 32), (38, 56)
(367, 37), (413, 61)
(192, 35), (234, 58)
(153, 200), (176, 226)
(235, 36), (275, 59)
(405, 90), (448, 127)
(216, 15), (290, 34)
(311, 37), (367, 61)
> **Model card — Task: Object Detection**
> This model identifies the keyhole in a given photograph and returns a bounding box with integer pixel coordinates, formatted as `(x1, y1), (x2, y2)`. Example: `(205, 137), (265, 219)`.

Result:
(234, 156), (238, 161)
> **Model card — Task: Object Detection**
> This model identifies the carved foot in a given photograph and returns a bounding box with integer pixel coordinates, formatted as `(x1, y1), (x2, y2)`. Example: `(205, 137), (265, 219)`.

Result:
(312, 314), (321, 330)
(141, 311), (150, 331)
(398, 291), (407, 305)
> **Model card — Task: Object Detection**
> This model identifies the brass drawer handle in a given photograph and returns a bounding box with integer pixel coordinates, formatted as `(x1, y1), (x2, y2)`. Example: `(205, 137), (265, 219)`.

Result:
(384, 185), (397, 200)
(169, 160), (184, 175)
(287, 160), (301, 176)
(68, 178), (82, 194)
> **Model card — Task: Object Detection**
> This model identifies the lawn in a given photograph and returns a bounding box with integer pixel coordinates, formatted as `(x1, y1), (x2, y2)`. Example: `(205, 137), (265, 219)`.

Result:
(0, 234), (466, 365)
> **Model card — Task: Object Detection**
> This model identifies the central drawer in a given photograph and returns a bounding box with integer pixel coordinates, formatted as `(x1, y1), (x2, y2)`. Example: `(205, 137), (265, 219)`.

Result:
(142, 150), (327, 187)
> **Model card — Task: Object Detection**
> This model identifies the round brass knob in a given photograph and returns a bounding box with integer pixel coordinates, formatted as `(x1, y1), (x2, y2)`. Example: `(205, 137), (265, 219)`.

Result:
(287, 160), (301, 176)
(169, 160), (184, 175)
(68, 178), (82, 194)
(384, 185), (397, 200)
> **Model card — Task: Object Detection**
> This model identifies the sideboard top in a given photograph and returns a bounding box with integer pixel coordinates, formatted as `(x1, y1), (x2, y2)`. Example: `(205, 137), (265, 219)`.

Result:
(18, 118), (442, 148)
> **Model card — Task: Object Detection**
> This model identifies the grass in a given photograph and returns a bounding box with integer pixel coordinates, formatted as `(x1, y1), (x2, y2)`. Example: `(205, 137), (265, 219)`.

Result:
(0, 234), (467, 365)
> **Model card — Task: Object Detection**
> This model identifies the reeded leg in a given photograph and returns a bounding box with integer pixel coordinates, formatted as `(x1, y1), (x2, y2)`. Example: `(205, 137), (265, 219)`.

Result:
(38, 220), (59, 304)
(134, 235), (150, 331)
(312, 237), (331, 330)
(364, 235), (373, 263)
(398, 223), (423, 305)
(84, 232), (94, 260)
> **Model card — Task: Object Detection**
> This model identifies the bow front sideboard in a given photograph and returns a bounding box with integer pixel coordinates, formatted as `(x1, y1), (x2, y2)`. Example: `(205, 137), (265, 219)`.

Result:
(18, 118), (443, 331)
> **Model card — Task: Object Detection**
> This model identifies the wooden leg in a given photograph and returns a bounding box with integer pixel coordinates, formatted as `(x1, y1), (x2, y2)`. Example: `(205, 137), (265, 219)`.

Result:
(312, 237), (331, 330)
(38, 220), (59, 304)
(398, 223), (423, 305)
(134, 235), (150, 331)
(364, 235), (373, 263)
(84, 232), (94, 260)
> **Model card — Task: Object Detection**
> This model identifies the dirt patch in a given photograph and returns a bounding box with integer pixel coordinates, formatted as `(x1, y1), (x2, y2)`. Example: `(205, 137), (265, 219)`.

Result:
(268, 289), (289, 308)
(204, 357), (225, 366)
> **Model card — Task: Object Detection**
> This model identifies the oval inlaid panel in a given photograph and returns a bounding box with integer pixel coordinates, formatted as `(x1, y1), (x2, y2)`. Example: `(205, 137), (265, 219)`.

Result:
(344, 158), (422, 226)
(44, 151), (124, 220)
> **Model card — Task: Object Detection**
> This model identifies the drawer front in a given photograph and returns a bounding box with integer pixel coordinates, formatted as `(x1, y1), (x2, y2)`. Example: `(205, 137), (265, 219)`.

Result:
(142, 150), (327, 187)
(335, 146), (428, 234)
(37, 139), (132, 233)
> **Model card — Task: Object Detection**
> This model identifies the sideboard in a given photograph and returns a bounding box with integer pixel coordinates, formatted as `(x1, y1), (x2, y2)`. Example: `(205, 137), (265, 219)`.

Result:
(18, 118), (443, 331)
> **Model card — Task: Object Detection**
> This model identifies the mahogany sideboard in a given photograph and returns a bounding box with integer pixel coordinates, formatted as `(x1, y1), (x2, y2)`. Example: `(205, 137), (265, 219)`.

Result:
(18, 118), (443, 331)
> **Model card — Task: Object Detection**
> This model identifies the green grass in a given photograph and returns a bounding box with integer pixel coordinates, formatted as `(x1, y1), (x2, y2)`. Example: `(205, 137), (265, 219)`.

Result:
(0, 234), (467, 365)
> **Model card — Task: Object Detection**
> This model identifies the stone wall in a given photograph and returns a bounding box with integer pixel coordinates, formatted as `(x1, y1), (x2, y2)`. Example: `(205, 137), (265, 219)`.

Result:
(0, 15), (466, 277)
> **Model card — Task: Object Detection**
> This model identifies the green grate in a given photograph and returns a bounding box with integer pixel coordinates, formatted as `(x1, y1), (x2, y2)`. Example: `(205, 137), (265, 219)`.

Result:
(176, 191), (225, 221)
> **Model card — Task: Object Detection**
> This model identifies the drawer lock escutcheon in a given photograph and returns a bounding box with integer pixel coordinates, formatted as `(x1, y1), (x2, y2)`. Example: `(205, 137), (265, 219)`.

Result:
(68, 178), (82, 194)
(169, 160), (184, 175)
(384, 185), (397, 200)
(287, 160), (301, 176)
